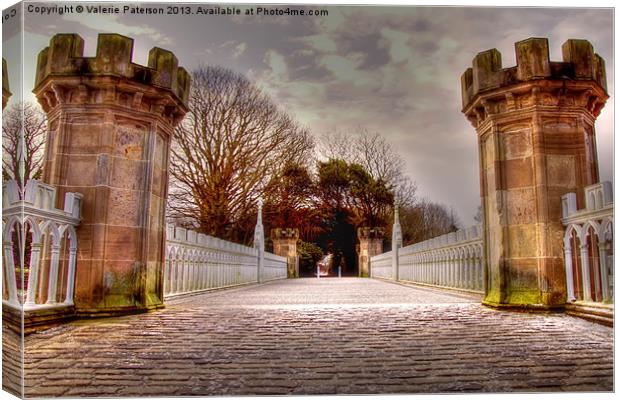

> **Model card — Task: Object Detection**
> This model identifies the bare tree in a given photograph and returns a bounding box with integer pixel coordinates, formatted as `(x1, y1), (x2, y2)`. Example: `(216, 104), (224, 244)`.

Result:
(2, 102), (47, 189)
(168, 65), (315, 242)
(318, 128), (416, 207)
(400, 199), (461, 245)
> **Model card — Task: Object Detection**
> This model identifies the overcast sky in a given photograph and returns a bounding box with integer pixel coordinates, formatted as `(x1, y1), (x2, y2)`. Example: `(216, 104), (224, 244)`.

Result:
(3, 3), (614, 225)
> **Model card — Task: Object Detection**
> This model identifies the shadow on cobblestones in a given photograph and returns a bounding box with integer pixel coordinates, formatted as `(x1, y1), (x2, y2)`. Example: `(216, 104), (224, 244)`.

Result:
(17, 278), (613, 396)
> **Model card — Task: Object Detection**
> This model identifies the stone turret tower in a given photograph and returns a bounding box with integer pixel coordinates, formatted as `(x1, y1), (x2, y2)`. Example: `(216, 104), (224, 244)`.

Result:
(271, 228), (299, 278)
(461, 38), (608, 308)
(33, 33), (190, 315)
(357, 227), (384, 277)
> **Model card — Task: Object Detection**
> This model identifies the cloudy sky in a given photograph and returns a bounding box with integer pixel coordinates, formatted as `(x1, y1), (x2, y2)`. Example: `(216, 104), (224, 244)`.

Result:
(3, 2), (614, 225)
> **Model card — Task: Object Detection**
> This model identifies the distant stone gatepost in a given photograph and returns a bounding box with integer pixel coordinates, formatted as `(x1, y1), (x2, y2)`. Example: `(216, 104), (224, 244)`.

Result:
(33, 33), (190, 316)
(358, 227), (384, 277)
(2, 58), (10, 109)
(270, 228), (299, 278)
(461, 38), (608, 309)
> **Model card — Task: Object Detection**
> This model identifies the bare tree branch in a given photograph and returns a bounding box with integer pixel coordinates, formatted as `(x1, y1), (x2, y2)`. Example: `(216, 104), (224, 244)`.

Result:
(167, 65), (315, 243)
(2, 102), (47, 189)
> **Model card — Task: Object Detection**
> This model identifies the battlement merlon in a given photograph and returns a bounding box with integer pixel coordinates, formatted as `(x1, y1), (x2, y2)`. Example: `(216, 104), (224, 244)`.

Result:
(461, 38), (608, 112)
(357, 227), (385, 240)
(270, 228), (300, 240)
(33, 33), (190, 108)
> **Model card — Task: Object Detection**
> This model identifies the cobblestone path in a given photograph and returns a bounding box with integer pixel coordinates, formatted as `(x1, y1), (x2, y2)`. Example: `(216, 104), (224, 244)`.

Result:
(14, 278), (614, 396)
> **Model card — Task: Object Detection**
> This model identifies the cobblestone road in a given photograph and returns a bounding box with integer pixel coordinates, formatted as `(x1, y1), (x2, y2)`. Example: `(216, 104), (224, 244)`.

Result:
(13, 278), (615, 396)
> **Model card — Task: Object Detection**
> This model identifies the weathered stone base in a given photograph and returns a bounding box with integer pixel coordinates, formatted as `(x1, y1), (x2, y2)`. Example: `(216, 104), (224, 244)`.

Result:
(76, 303), (165, 318)
(2, 303), (76, 335)
(482, 299), (565, 313)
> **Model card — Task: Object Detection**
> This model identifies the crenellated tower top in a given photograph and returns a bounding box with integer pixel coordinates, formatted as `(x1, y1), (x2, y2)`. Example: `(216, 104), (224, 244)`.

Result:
(271, 228), (300, 241)
(33, 33), (190, 123)
(461, 38), (608, 128)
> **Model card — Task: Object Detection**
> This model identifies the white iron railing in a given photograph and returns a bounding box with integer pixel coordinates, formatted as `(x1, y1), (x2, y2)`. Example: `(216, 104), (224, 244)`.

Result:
(2, 180), (82, 310)
(562, 182), (614, 304)
(368, 251), (393, 280)
(371, 224), (484, 293)
(264, 251), (289, 282)
(164, 225), (287, 298)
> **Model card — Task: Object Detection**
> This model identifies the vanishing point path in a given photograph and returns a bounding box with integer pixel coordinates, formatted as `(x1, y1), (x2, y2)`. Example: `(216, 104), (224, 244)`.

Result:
(19, 278), (613, 396)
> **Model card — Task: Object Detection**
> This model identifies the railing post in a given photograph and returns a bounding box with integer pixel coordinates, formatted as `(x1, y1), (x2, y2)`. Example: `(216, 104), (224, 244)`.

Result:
(25, 243), (42, 306)
(392, 201), (402, 281)
(257, 248), (264, 284)
(63, 246), (77, 305)
(183, 257), (189, 292)
(208, 253), (213, 289)
(436, 263), (450, 286)
(3, 240), (19, 305)
(477, 256), (483, 291)
(468, 255), (474, 290)
(597, 242), (610, 302)
(188, 258), (194, 292)
(174, 257), (181, 293)
(254, 199), (265, 283)
(449, 256), (454, 287)
(592, 251), (602, 302)
(579, 244), (592, 301)
(564, 242), (576, 302)
(200, 255), (207, 289)
(458, 256), (464, 289)
(163, 255), (169, 296)
(45, 244), (61, 304)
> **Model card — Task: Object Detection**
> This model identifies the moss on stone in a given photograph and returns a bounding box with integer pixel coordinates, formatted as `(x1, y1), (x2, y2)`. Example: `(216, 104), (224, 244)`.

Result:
(505, 289), (540, 305)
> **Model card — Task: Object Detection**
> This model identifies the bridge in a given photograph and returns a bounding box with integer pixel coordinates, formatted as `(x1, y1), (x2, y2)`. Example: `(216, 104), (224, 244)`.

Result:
(4, 278), (613, 396)
(1, 33), (614, 397)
